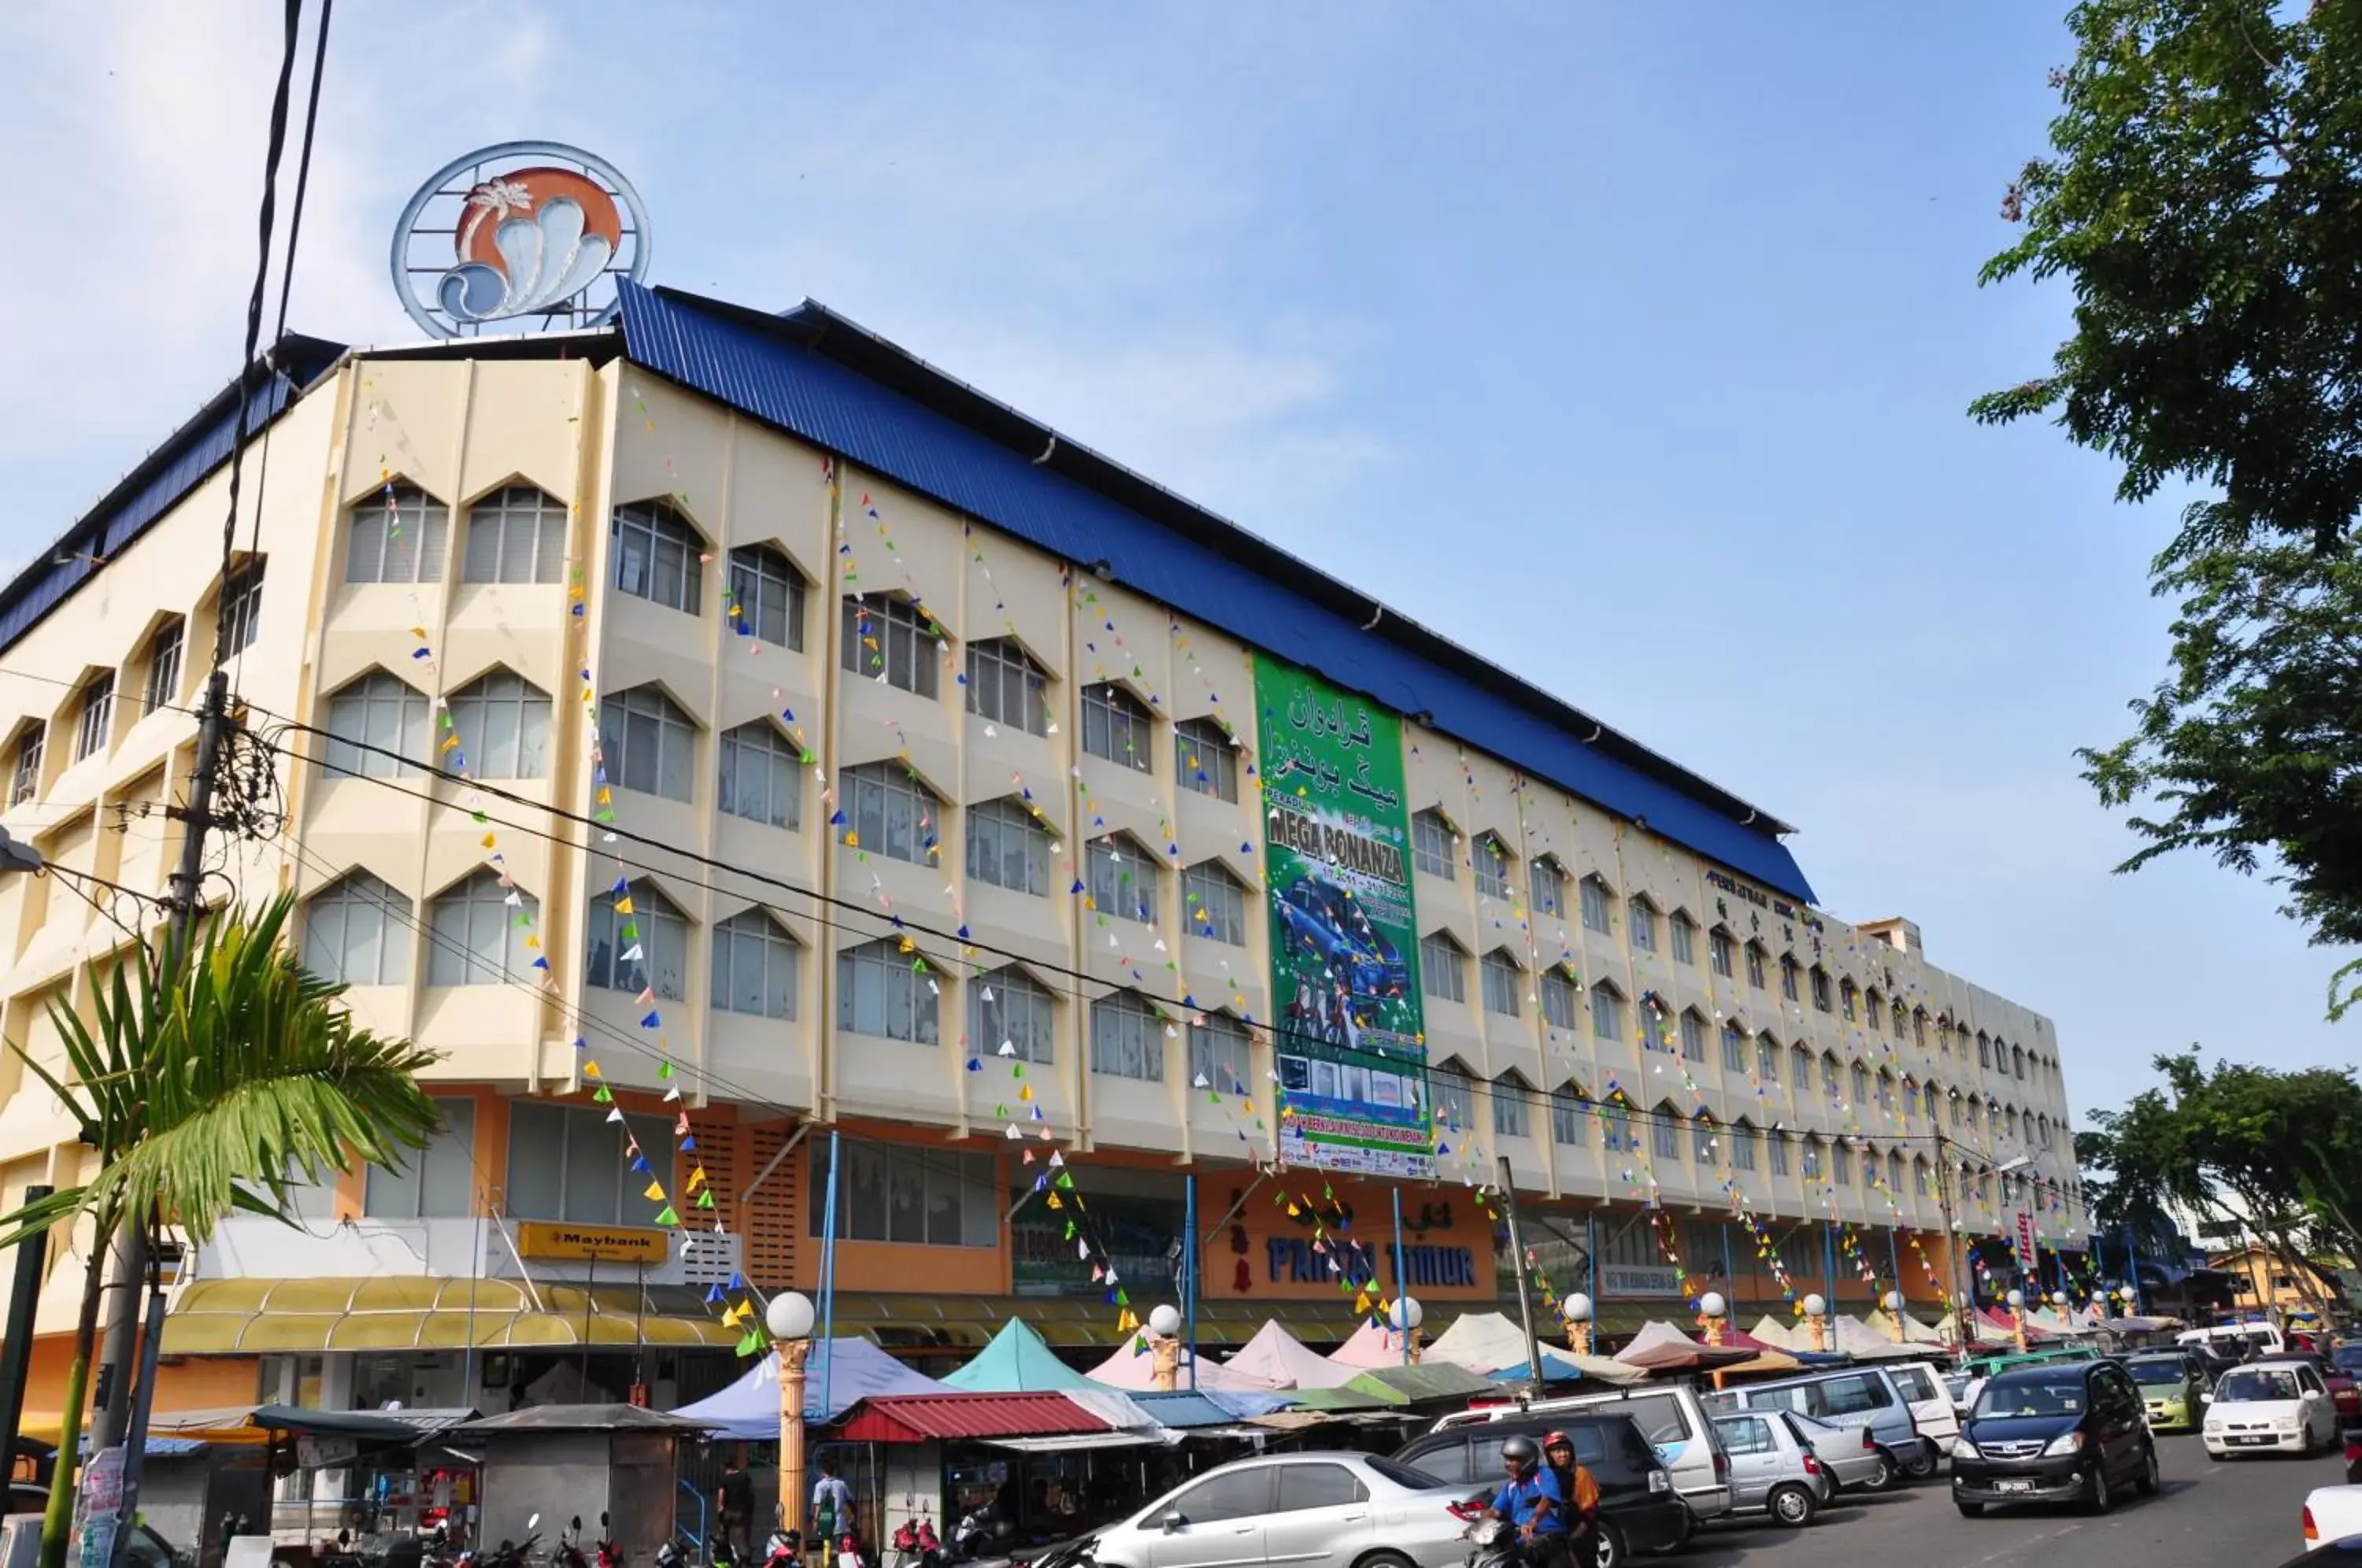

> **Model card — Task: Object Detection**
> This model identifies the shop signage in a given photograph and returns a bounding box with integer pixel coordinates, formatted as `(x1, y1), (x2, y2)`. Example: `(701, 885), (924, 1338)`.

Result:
(298, 1434), (360, 1470)
(2015, 1211), (2038, 1273)
(516, 1221), (668, 1264)
(1600, 1264), (1685, 1299)
(1253, 657), (1432, 1178)
(1202, 1176), (1493, 1300)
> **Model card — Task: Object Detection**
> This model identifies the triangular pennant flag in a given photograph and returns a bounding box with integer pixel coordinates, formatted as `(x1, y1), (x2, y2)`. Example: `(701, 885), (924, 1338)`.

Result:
(645, 1180), (666, 1202)
(653, 1204), (680, 1226)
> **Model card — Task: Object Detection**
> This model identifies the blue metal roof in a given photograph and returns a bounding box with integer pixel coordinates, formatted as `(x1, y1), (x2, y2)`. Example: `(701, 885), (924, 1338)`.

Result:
(618, 283), (1816, 901)
(0, 335), (345, 659)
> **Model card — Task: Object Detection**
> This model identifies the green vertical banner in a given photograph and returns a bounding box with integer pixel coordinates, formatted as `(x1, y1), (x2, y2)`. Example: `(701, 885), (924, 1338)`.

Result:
(1254, 656), (1433, 1178)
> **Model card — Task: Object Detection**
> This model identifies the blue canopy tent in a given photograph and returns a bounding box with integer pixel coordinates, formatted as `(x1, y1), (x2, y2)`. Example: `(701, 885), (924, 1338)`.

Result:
(942, 1320), (1102, 1392)
(675, 1338), (952, 1439)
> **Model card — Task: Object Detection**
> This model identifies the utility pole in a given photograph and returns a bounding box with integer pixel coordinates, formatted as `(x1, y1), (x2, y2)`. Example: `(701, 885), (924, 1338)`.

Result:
(1930, 1130), (1973, 1352)
(1496, 1157), (1546, 1399)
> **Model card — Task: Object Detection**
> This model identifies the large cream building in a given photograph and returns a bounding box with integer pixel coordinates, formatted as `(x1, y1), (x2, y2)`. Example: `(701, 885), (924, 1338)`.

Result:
(0, 283), (2086, 1429)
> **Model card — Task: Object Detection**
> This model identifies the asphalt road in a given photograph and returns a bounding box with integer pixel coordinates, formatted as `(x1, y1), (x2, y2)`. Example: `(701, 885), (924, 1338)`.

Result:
(1683, 1435), (2349, 1568)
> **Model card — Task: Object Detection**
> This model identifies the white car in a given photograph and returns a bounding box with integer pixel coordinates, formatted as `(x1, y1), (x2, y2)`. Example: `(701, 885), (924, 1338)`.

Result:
(2203, 1359), (2341, 1458)
(2305, 1484), (2362, 1552)
(1091, 1452), (1475, 1568)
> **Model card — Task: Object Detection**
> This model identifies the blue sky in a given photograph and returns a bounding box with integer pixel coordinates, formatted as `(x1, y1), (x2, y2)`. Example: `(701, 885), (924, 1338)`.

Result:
(2, 2), (2348, 1121)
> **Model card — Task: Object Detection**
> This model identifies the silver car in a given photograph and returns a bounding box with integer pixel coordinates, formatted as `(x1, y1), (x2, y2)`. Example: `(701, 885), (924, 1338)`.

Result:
(1781, 1411), (1891, 1492)
(1709, 1411), (1832, 1527)
(1091, 1452), (1474, 1568)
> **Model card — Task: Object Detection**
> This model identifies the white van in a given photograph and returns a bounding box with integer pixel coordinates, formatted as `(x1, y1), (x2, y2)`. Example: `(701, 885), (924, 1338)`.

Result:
(2178, 1322), (2286, 1359)
(1433, 1385), (1733, 1524)
(1883, 1361), (1961, 1453)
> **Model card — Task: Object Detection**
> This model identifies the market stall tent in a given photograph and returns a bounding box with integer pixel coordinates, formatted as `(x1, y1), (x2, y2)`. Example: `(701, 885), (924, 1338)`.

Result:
(1614, 1321), (1757, 1374)
(943, 1319), (1103, 1392)
(1424, 1311), (1645, 1385)
(675, 1339), (952, 1438)
(1326, 1318), (1413, 1370)
(1086, 1338), (1279, 1392)
(1225, 1321), (1368, 1389)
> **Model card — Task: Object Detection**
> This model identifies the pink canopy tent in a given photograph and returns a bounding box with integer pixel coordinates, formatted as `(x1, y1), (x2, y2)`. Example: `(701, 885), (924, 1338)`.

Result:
(1327, 1318), (1416, 1370)
(1226, 1320), (1367, 1389)
(1614, 1320), (1759, 1374)
(1087, 1338), (1279, 1392)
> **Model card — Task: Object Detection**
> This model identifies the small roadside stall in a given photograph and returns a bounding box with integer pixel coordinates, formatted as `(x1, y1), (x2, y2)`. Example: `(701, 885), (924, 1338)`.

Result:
(454, 1404), (710, 1563)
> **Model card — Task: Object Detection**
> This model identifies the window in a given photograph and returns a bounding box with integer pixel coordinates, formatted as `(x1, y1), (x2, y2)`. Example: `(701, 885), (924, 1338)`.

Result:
(463, 484), (568, 583)
(1802, 1141), (1823, 1180)
(1757, 1035), (1782, 1081)
(1779, 956), (1801, 1003)
(1183, 861), (1247, 945)
(1432, 1067), (1475, 1131)
(1912, 1008), (1928, 1047)
(302, 871), (411, 985)
(974, 967), (1055, 1064)
(1834, 1143), (1852, 1185)
(1420, 934), (1466, 1003)
(1081, 683), (1154, 773)
(1865, 987), (1883, 1030)
(585, 880), (688, 1000)
(1669, 912), (1696, 965)
(347, 484), (450, 584)
(1652, 1108), (1680, 1159)
(1721, 1021), (1746, 1073)
(142, 619), (183, 715)
(1978, 1034), (1992, 1069)
(1791, 1043), (1812, 1084)
(808, 1137), (998, 1247)
(1190, 1012), (1253, 1093)
(1275, 1463), (1368, 1514)
(1412, 810), (1456, 879)
(842, 595), (940, 697)
(365, 1099), (477, 1219)
(1733, 1124), (1758, 1171)
(428, 869), (537, 985)
(1769, 1132), (1791, 1175)
(447, 670), (552, 780)
(719, 723), (803, 829)
(611, 498), (704, 615)
(1589, 982), (1623, 1041)
(1627, 896), (1656, 951)
(506, 1101), (666, 1226)
(966, 639), (1049, 736)
(73, 671), (113, 762)
(1599, 1100), (1633, 1151)
(1550, 1085), (1589, 1146)
(712, 908), (799, 1019)
(727, 544), (805, 649)
(1530, 857), (1567, 917)
(1821, 1055), (1841, 1100)
(1472, 835), (1512, 898)
(1491, 1074), (1530, 1138)
(1709, 926), (1734, 978)
(837, 937), (939, 1045)
(1679, 1011), (1706, 1062)
(1090, 992), (1165, 1081)
(1914, 1159), (1931, 1196)
(1860, 1148), (1879, 1189)
(2013, 1043), (2027, 1079)
(842, 762), (939, 867)
(1480, 950), (1522, 1017)
(1085, 835), (1160, 922)
(9, 725), (42, 806)
(1636, 999), (1667, 1052)
(1925, 1084), (1941, 1121)
(1174, 718), (1238, 802)
(220, 559), (265, 655)
(1539, 968), (1579, 1030)
(1745, 941), (1766, 989)
(1949, 1092), (1963, 1127)
(1876, 1071), (1894, 1110)
(968, 797), (1051, 896)
(323, 671), (427, 778)
(1717, 1415), (1774, 1457)
(1694, 1119), (1716, 1163)
(1895, 1000), (1911, 1040)
(1889, 1151), (1905, 1192)
(598, 686), (698, 802)
(1579, 875), (1612, 934)
(1850, 1062), (1870, 1104)
(1811, 967), (1832, 1012)
(1164, 1469), (1274, 1527)
(1840, 978), (1858, 1021)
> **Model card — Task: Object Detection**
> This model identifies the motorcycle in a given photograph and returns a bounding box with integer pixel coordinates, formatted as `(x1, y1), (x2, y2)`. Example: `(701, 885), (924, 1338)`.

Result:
(764, 1529), (802, 1568)
(596, 1515), (622, 1568)
(890, 1521), (942, 1568)
(1450, 1500), (1521, 1568)
(947, 1508), (996, 1563)
(557, 1518), (591, 1568)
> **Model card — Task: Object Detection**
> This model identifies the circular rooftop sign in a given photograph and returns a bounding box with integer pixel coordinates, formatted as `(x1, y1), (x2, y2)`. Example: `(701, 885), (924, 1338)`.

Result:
(389, 141), (650, 338)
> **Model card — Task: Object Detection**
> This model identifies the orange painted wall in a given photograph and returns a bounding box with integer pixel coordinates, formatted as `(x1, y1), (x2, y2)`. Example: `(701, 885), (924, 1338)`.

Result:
(1201, 1174), (1495, 1302)
(16, 1338), (258, 1437)
(783, 1117), (1011, 1293)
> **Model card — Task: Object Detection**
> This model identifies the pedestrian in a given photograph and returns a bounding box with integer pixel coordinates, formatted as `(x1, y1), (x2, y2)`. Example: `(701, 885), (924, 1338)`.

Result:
(717, 1449), (754, 1564)
(813, 1456), (857, 1568)
(1539, 1432), (1598, 1566)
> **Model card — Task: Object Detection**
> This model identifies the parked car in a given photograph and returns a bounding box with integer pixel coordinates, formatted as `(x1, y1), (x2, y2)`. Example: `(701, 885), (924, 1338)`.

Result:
(1883, 1360), (1962, 1455)
(1431, 1385), (1733, 1525)
(1090, 1452), (1473, 1568)
(1782, 1411), (1893, 1492)
(2343, 1429), (2362, 1487)
(2331, 1344), (2362, 1381)
(1708, 1411), (1832, 1526)
(2308, 1485), (2362, 1553)
(2205, 1359), (2342, 1459)
(1394, 1411), (1690, 1567)
(2270, 1352), (2362, 1426)
(2180, 1322), (2288, 1361)
(2123, 1350), (2211, 1433)
(1706, 1367), (1930, 1482)
(1951, 1359), (2160, 1516)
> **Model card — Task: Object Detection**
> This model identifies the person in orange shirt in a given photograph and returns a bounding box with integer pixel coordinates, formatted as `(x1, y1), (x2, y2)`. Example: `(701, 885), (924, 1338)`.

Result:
(1541, 1432), (1601, 1563)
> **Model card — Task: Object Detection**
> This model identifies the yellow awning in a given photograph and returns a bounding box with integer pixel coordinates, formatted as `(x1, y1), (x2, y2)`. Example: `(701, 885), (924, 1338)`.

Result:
(161, 1278), (740, 1355)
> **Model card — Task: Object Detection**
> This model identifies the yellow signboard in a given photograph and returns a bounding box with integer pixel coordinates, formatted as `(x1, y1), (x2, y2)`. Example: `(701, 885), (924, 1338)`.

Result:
(516, 1222), (669, 1264)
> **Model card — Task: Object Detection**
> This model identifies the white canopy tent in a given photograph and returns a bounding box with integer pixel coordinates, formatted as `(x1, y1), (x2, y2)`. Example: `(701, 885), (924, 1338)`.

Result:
(1224, 1320), (1368, 1389)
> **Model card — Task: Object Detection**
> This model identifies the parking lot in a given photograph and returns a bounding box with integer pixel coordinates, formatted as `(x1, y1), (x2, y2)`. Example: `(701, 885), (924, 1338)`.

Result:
(1684, 1437), (2348, 1568)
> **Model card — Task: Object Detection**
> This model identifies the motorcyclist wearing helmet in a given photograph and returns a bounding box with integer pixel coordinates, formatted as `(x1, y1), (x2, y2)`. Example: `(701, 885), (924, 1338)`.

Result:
(1540, 1432), (1601, 1558)
(1486, 1437), (1568, 1564)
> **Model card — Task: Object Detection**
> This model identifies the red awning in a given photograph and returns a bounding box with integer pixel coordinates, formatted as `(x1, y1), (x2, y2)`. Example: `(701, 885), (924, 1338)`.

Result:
(831, 1392), (1110, 1444)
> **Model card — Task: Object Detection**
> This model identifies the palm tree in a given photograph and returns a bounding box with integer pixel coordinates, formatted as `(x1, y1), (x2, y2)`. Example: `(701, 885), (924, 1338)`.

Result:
(0, 896), (439, 1568)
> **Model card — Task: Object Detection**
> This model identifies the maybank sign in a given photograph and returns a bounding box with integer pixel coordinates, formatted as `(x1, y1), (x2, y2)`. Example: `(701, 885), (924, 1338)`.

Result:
(515, 1221), (669, 1264)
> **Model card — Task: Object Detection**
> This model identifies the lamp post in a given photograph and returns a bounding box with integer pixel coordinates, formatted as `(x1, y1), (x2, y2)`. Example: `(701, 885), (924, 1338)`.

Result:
(1801, 1292), (1828, 1353)
(2006, 1287), (2027, 1353)
(1697, 1291), (1729, 1347)
(1392, 1296), (1425, 1365)
(766, 1291), (817, 1540)
(1147, 1304), (1184, 1392)
(1882, 1289), (1906, 1344)
(2118, 1284), (2139, 1317)
(1561, 1293), (1594, 1358)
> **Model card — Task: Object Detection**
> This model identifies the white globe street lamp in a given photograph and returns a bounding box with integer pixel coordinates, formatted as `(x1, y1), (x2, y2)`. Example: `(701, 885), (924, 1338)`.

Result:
(765, 1291), (818, 1537)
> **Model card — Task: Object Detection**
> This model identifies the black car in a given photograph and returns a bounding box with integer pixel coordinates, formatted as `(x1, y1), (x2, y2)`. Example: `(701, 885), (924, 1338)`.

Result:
(1951, 1359), (2160, 1517)
(1394, 1411), (1688, 1568)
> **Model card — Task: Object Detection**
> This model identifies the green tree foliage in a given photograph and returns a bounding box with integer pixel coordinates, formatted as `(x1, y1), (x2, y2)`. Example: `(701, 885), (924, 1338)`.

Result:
(0, 897), (438, 1568)
(1974, 0), (2362, 1011)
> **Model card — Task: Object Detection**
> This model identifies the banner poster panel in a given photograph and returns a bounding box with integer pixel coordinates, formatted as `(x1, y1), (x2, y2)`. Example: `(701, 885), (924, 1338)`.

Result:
(1253, 656), (1434, 1178)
